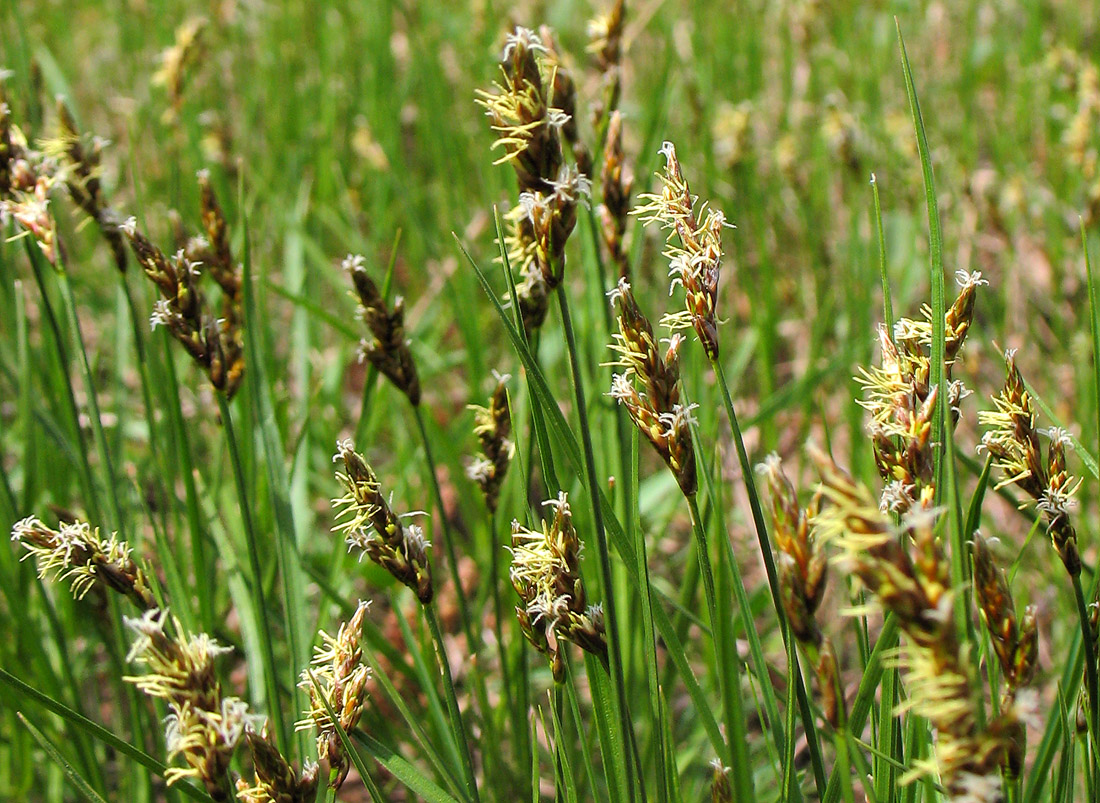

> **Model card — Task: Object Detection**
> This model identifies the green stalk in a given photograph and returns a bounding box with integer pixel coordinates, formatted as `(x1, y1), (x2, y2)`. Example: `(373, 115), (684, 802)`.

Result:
(627, 427), (670, 801)
(411, 403), (501, 786)
(412, 404), (476, 648)
(555, 286), (639, 801)
(25, 246), (101, 525)
(1073, 572), (1100, 795)
(214, 392), (287, 751)
(711, 356), (827, 792)
(122, 280), (214, 632)
(425, 602), (481, 803)
(686, 493), (750, 799)
(54, 269), (124, 534)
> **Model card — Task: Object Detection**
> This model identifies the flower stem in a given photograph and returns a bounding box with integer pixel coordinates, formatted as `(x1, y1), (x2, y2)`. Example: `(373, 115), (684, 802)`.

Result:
(425, 601), (481, 803)
(1072, 572), (1100, 789)
(686, 493), (746, 793)
(215, 391), (287, 751)
(555, 286), (640, 801)
(413, 403), (500, 789)
(711, 356), (828, 794)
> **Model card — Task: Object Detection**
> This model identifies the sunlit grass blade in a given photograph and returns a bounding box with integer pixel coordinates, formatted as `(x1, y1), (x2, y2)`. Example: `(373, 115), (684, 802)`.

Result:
(896, 22), (946, 501)
(354, 730), (463, 802)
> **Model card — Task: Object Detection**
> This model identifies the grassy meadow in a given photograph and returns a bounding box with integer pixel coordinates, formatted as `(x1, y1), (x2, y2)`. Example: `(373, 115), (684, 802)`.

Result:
(3, 0), (1100, 800)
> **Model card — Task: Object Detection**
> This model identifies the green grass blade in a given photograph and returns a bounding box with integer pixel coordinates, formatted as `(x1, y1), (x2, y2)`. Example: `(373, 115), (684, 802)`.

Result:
(240, 209), (310, 758)
(0, 669), (214, 802)
(353, 731), (461, 803)
(896, 21), (947, 502)
(870, 173), (893, 335)
(17, 713), (108, 803)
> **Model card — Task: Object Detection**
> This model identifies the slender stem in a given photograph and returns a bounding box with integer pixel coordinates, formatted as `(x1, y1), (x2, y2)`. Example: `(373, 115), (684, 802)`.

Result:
(56, 271), (125, 534)
(628, 429), (669, 799)
(26, 248), (101, 524)
(215, 392), (287, 751)
(1073, 572), (1100, 796)
(412, 402), (501, 785)
(412, 404), (475, 643)
(711, 356), (828, 793)
(425, 602), (481, 803)
(488, 508), (517, 753)
(686, 494), (743, 788)
(555, 286), (640, 802)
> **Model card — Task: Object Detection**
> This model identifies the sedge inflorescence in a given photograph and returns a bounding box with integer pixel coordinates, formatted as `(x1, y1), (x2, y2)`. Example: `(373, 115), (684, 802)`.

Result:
(124, 609), (260, 799)
(332, 438), (434, 604)
(633, 141), (727, 360)
(979, 349), (1083, 575)
(810, 448), (1030, 799)
(607, 276), (697, 496)
(478, 26), (590, 334)
(11, 516), (157, 610)
(295, 600), (371, 790)
(509, 492), (606, 682)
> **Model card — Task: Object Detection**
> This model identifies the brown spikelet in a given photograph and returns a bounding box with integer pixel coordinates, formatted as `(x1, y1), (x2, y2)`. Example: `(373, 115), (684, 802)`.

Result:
(468, 375), (515, 513)
(539, 26), (592, 178)
(343, 254), (422, 405)
(587, 0), (625, 129)
(758, 453), (844, 727)
(979, 350), (1082, 575)
(236, 728), (318, 803)
(599, 111), (633, 279)
(480, 26), (589, 323)
(124, 610), (254, 800)
(608, 277), (697, 496)
(51, 98), (128, 272)
(634, 141), (725, 360)
(0, 87), (12, 198)
(296, 601), (371, 789)
(11, 516), (157, 610)
(333, 439), (433, 603)
(709, 759), (732, 803)
(857, 270), (985, 513)
(120, 216), (243, 398)
(153, 17), (207, 122)
(810, 446), (1019, 795)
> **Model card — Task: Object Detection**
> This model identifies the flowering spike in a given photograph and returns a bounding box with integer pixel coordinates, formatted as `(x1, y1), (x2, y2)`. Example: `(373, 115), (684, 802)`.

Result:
(633, 141), (725, 359)
(333, 439), (433, 603)
(510, 493), (606, 680)
(344, 254), (421, 405)
(607, 278), (697, 495)
(11, 516), (156, 610)
(296, 601), (371, 789)
(468, 375), (514, 513)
